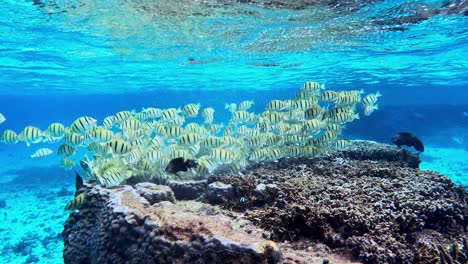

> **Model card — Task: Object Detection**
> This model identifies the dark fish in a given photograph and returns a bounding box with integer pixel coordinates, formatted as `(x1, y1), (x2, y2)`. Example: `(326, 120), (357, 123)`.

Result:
(391, 132), (424, 152)
(75, 172), (83, 191)
(165, 157), (198, 174)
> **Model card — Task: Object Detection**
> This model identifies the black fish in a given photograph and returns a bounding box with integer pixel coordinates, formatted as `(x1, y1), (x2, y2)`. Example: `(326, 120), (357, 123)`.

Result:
(165, 157), (198, 174)
(75, 172), (83, 191)
(391, 132), (424, 152)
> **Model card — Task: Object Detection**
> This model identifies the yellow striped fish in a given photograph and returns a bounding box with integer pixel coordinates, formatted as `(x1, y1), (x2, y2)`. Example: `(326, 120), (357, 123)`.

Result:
(44, 123), (65, 137)
(363, 104), (378, 116)
(87, 142), (111, 156)
(220, 135), (237, 147)
(108, 138), (132, 155)
(336, 94), (360, 106)
(168, 148), (191, 159)
(194, 162), (210, 176)
(134, 112), (149, 121)
(60, 157), (76, 170)
(328, 106), (354, 118)
(179, 133), (202, 146)
(306, 138), (327, 147)
(182, 103), (200, 118)
(123, 128), (140, 142)
(284, 146), (303, 158)
(145, 150), (164, 162)
(120, 118), (141, 130)
(301, 119), (323, 134)
(127, 148), (142, 165)
(70, 116), (97, 134)
(266, 100), (286, 111)
(195, 156), (217, 175)
(164, 125), (183, 139)
(136, 159), (152, 171)
(238, 100), (254, 111)
(265, 133), (281, 145)
(329, 112), (359, 124)
(249, 148), (267, 162)
(292, 100), (316, 110)
(209, 148), (237, 164)
(98, 167), (126, 187)
(58, 143), (76, 156)
(304, 106), (323, 120)
(261, 111), (283, 125)
(325, 123), (343, 133)
(222, 125), (234, 136)
(142, 107), (162, 119)
(168, 114), (185, 127)
(102, 115), (116, 128)
(30, 148), (53, 158)
(303, 146), (320, 157)
(265, 147), (283, 161)
(18, 126), (43, 146)
(321, 130), (339, 143)
(65, 132), (85, 146)
(282, 135), (307, 145)
(206, 124), (223, 135)
(246, 135), (266, 147)
(335, 139), (351, 149)
(161, 108), (180, 122)
(114, 111), (133, 123)
(285, 110), (305, 122)
(231, 110), (251, 123)
(0, 129), (18, 144)
(64, 192), (87, 210)
(90, 127), (114, 143)
(301, 81), (324, 92)
(147, 137), (163, 150)
(295, 90), (316, 100)
(201, 136), (224, 148)
(320, 90), (338, 102)
(153, 123), (166, 136)
(202, 108), (215, 124)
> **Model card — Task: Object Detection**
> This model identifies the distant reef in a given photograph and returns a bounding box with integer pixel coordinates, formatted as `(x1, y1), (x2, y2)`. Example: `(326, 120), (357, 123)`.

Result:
(62, 141), (467, 264)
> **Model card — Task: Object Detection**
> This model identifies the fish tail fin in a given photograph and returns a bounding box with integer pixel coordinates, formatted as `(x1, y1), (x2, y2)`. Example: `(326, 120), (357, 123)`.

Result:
(373, 104), (379, 110)
(354, 113), (360, 120)
(376, 91), (382, 97)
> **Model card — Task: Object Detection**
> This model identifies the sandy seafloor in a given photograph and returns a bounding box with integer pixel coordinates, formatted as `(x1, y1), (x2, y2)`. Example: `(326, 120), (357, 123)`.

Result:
(420, 145), (468, 186)
(0, 143), (466, 263)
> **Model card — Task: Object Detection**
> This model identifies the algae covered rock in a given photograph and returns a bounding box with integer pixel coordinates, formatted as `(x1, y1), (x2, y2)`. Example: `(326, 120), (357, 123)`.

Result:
(134, 182), (175, 204)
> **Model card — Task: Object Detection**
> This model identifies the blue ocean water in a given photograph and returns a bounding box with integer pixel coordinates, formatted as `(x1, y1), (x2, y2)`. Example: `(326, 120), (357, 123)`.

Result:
(0, 0), (467, 263)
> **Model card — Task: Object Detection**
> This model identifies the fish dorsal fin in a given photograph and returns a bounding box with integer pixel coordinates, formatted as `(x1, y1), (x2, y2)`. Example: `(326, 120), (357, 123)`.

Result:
(75, 172), (84, 191)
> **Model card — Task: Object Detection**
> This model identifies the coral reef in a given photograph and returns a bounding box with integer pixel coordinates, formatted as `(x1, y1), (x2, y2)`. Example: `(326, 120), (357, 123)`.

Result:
(62, 141), (466, 263)
(63, 184), (284, 263)
(212, 142), (467, 263)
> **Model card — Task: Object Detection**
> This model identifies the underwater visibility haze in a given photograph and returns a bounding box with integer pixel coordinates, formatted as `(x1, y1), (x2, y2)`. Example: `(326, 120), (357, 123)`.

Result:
(0, 0), (467, 263)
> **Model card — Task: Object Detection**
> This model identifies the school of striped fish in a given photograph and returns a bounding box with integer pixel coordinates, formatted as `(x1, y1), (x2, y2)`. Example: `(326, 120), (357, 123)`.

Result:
(0, 81), (381, 190)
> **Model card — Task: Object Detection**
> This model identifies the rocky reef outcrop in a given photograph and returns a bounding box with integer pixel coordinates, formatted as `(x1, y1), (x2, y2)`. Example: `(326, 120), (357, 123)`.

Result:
(63, 141), (467, 263)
